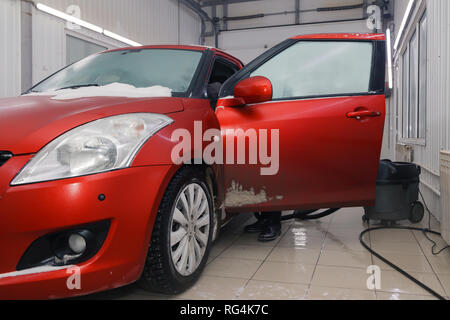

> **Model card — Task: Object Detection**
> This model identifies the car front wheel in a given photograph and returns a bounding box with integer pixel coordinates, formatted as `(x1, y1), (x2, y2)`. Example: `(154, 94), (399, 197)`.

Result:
(140, 166), (213, 294)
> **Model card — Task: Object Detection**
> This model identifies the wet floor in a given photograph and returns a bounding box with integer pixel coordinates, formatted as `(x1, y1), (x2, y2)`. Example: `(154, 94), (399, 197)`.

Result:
(84, 207), (450, 300)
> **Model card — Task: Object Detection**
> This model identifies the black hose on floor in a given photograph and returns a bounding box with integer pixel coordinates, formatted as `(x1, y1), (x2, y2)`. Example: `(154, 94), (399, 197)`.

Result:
(298, 208), (340, 220)
(283, 205), (449, 299)
(359, 189), (450, 300)
(281, 208), (340, 221)
(359, 226), (447, 300)
(278, 195), (449, 299)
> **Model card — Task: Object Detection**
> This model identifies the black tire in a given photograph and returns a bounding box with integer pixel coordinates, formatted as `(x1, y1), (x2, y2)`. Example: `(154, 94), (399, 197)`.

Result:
(139, 166), (214, 294)
(409, 201), (425, 224)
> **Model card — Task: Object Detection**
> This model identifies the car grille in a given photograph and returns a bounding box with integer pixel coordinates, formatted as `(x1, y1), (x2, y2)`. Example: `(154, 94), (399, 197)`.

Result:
(0, 151), (13, 167)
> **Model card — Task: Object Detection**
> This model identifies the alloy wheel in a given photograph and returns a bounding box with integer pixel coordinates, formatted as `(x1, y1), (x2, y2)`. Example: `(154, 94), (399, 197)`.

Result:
(170, 183), (210, 276)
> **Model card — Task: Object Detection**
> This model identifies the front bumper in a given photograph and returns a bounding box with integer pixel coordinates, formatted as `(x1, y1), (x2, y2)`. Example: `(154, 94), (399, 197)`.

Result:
(0, 155), (174, 299)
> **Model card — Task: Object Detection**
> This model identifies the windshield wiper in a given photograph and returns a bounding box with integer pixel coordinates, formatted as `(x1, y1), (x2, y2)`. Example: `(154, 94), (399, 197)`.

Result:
(23, 89), (39, 94)
(56, 83), (100, 90)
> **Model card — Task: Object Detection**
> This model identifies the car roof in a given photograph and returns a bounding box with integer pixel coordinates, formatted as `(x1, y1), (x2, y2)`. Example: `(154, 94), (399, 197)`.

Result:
(291, 33), (385, 41)
(106, 44), (210, 52)
(104, 45), (244, 67)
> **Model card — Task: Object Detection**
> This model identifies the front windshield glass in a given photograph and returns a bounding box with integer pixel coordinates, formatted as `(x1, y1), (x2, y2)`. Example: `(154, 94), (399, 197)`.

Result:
(31, 49), (203, 94)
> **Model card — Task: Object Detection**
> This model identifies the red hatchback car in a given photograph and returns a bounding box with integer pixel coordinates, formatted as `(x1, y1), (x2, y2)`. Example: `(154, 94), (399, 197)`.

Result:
(0, 33), (386, 299)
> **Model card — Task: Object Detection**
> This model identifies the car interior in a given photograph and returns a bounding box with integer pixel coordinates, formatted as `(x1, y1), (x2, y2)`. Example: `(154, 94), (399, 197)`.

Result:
(207, 58), (239, 108)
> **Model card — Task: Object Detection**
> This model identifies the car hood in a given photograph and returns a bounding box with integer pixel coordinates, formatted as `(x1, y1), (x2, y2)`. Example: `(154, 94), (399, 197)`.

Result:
(0, 95), (183, 154)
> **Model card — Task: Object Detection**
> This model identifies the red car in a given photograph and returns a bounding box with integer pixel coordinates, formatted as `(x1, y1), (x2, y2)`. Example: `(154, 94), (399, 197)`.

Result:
(0, 33), (386, 299)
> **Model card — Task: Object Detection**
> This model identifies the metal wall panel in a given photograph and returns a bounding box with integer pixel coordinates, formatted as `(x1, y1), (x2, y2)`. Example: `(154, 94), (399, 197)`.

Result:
(0, 0), (21, 98)
(205, 0), (368, 49)
(389, 0), (450, 220)
(30, 0), (201, 85)
(179, 3), (202, 45)
(32, 7), (66, 85)
(208, 0), (365, 30)
(38, 0), (201, 45)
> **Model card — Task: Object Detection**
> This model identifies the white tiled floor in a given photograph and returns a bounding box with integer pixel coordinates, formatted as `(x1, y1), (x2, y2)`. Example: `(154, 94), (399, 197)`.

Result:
(85, 208), (450, 300)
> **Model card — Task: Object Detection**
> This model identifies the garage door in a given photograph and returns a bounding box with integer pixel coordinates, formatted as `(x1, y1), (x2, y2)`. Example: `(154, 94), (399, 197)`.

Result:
(219, 19), (370, 63)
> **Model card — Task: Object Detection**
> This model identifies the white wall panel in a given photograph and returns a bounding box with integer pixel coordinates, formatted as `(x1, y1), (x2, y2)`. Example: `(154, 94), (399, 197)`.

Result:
(299, 0), (364, 24)
(32, 7), (65, 85)
(210, 0), (365, 31)
(206, 0), (371, 62)
(388, 0), (450, 220)
(38, 0), (201, 45)
(30, 0), (201, 85)
(180, 4), (202, 45)
(0, 0), (21, 98)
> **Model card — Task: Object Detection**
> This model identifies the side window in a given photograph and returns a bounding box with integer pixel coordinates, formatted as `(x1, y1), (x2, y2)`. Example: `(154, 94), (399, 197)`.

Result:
(400, 11), (427, 141)
(250, 41), (374, 99)
(207, 59), (239, 102)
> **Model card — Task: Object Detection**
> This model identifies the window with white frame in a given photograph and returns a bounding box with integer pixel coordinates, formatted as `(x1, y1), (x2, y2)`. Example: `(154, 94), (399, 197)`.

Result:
(418, 14), (427, 139)
(400, 11), (427, 142)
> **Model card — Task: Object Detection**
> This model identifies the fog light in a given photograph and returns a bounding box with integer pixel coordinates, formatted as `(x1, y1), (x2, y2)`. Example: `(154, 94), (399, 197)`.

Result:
(68, 233), (87, 254)
(17, 220), (110, 270)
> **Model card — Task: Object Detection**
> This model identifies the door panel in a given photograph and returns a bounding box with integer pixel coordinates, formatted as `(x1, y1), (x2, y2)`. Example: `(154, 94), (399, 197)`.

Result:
(218, 95), (385, 212)
(217, 37), (386, 212)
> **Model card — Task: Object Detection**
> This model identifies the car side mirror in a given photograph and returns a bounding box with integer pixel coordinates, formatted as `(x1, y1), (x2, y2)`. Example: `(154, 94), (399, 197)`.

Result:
(217, 76), (272, 108)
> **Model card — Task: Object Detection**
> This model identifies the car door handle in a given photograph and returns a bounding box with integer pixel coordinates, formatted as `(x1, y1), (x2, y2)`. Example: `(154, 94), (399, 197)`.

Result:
(346, 110), (381, 120)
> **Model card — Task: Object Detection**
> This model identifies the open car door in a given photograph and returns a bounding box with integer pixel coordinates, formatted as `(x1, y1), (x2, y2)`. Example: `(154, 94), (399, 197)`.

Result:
(216, 33), (386, 213)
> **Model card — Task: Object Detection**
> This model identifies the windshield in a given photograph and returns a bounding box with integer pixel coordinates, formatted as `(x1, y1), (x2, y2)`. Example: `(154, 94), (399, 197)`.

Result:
(31, 49), (204, 94)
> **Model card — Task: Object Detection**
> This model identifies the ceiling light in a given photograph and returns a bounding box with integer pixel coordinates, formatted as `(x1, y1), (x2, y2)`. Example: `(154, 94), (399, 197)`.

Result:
(386, 29), (393, 89)
(36, 3), (142, 47)
(393, 0), (415, 50)
(103, 30), (142, 47)
(36, 3), (103, 33)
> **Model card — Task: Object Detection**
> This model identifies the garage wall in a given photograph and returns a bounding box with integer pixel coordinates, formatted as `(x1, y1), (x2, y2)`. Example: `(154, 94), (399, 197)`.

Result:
(38, 0), (201, 45)
(205, 0), (372, 63)
(387, 0), (450, 221)
(208, 0), (366, 30)
(217, 19), (370, 63)
(179, 3), (203, 45)
(31, 7), (128, 86)
(31, 7), (65, 86)
(30, 0), (201, 86)
(0, 0), (21, 97)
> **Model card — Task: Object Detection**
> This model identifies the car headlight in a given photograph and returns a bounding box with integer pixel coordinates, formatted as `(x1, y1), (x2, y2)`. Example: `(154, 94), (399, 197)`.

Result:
(11, 113), (173, 185)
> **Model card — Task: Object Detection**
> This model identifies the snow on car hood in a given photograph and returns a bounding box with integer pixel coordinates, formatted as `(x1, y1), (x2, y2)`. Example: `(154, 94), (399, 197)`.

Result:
(0, 92), (183, 154)
(25, 82), (172, 100)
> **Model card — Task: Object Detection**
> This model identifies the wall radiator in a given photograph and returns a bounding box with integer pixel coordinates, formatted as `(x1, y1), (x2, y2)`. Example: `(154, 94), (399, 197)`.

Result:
(441, 151), (450, 245)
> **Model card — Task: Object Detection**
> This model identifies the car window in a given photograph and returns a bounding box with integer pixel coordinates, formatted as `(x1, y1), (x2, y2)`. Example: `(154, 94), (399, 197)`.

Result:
(250, 41), (373, 99)
(32, 49), (203, 94)
(207, 58), (239, 102)
(209, 59), (238, 85)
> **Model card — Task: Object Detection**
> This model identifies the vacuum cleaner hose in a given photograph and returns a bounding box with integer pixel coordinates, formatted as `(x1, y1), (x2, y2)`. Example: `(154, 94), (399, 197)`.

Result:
(360, 227), (447, 300)
(277, 206), (447, 300)
(281, 208), (340, 221)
